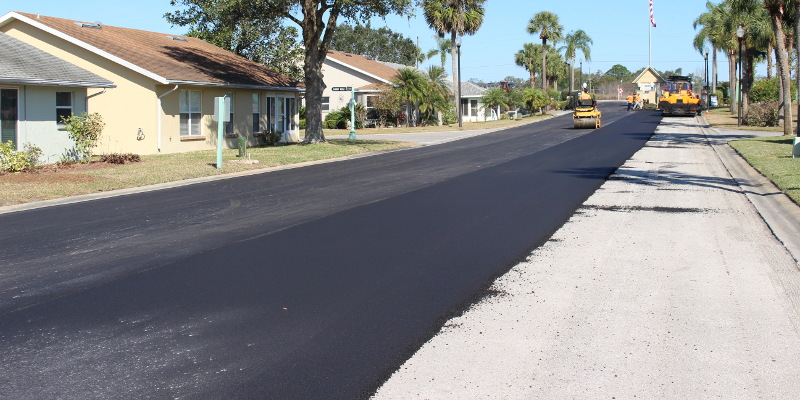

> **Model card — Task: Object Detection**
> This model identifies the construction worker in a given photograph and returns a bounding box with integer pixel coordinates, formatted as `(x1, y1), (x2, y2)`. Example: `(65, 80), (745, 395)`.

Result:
(633, 93), (642, 110)
(626, 92), (634, 111)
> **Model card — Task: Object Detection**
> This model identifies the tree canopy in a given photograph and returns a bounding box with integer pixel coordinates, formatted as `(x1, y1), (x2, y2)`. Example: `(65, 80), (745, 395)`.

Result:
(331, 22), (418, 65)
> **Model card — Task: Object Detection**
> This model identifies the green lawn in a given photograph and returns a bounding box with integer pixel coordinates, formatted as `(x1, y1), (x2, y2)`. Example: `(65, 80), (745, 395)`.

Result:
(728, 136), (800, 205)
(0, 139), (413, 207)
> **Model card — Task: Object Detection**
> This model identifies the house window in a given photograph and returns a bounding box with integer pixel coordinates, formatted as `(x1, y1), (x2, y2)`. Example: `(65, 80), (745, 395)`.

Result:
(252, 93), (261, 133)
(266, 96), (275, 133)
(285, 97), (296, 131)
(275, 97), (285, 134)
(1, 88), (18, 147)
(56, 91), (72, 128)
(321, 96), (330, 111)
(365, 95), (377, 119)
(470, 99), (478, 116)
(225, 92), (234, 135)
(460, 98), (469, 116)
(179, 90), (201, 137)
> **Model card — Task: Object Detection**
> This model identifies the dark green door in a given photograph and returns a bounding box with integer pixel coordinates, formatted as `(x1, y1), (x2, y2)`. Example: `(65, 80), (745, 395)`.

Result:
(1, 88), (18, 147)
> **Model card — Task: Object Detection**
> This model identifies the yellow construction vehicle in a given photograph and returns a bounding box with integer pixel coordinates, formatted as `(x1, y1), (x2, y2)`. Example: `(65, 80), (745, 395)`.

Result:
(573, 92), (602, 129)
(658, 76), (701, 116)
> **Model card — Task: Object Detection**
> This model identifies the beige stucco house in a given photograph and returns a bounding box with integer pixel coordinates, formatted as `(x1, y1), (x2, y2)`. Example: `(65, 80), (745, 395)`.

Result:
(0, 11), (304, 156)
(322, 50), (493, 123)
(632, 66), (666, 105)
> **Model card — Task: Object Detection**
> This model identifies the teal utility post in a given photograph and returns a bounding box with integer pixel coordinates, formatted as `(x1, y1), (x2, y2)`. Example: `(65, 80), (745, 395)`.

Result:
(217, 97), (224, 169)
(214, 96), (230, 169)
(349, 86), (356, 140)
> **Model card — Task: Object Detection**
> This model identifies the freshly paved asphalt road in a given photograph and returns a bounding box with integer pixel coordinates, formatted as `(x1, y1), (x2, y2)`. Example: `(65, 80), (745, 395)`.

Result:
(0, 103), (658, 399)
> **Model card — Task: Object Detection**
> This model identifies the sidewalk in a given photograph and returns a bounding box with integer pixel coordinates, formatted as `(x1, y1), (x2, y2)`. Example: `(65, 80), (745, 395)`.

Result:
(373, 116), (800, 398)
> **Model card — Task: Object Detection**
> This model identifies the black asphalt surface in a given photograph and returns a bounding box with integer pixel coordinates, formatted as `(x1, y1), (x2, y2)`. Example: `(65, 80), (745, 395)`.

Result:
(0, 104), (659, 399)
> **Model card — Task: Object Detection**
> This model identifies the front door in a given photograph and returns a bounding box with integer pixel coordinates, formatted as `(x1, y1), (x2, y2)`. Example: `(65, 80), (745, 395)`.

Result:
(1, 88), (18, 147)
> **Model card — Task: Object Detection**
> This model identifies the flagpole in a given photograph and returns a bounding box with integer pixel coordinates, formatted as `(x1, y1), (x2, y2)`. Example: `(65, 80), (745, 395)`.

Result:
(648, 2), (652, 66)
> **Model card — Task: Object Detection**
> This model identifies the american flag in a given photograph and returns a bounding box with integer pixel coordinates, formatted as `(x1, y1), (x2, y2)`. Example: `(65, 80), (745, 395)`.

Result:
(650, 0), (657, 27)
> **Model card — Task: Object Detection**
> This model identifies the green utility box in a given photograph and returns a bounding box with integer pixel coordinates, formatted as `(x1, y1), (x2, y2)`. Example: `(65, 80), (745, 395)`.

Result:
(238, 135), (247, 158)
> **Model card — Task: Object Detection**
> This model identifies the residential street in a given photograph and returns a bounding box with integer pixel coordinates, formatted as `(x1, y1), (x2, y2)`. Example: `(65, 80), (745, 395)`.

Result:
(0, 104), (655, 399)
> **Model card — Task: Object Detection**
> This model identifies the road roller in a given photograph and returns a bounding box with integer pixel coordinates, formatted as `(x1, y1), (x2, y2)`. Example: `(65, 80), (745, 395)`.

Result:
(573, 95), (601, 129)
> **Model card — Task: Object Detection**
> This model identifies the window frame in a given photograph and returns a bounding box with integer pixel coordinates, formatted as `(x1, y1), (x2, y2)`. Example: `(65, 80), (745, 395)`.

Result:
(252, 93), (261, 134)
(179, 90), (202, 137)
(56, 91), (73, 130)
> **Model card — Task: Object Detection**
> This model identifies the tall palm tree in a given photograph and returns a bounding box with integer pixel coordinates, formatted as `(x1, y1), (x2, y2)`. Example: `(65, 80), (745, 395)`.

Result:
(763, 0), (794, 135)
(423, 0), (486, 118)
(515, 43), (541, 86)
(392, 67), (426, 127)
(728, 0), (774, 119)
(428, 36), (453, 68)
(561, 30), (592, 92)
(693, 1), (726, 93)
(527, 11), (563, 90)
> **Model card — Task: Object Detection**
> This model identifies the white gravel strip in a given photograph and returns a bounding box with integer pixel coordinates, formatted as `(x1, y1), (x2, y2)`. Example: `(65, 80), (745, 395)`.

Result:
(373, 118), (800, 399)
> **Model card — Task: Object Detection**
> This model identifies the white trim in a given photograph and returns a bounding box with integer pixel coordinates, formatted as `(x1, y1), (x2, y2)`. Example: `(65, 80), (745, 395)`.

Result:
(0, 12), (169, 84)
(325, 56), (393, 84)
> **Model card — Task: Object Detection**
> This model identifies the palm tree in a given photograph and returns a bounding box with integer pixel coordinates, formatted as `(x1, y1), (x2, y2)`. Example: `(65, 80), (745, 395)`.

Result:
(515, 43), (541, 86)
(693, 2), (724, 93)
(763, 0), (794, 135)
(728, 0), (774, 120)
(419, 66), (451, 125)
(480, 87), (509, 119)
(428, 36), (453, 68)
(423, 0), (486, 120)
(392, 67), (426, 127)
(527, 11), (563, 90)
(561, 30), (592, 92)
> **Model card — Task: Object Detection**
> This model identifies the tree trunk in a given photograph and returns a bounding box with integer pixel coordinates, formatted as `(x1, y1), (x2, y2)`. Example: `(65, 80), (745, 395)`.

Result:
(529, 70), (535, 87)
(729, 50), (737, 115)
(712, 46), (717, 93)
(569, 60), (574, 92)
(303, 52), (326, 143)
(796, 1), (800, 136)
(767, 44), (774, 79)
(541, 38), (547, 90)
(300, 1), (339, 144)
(769, 11), (793, 135)
(450, 31), (460, 123)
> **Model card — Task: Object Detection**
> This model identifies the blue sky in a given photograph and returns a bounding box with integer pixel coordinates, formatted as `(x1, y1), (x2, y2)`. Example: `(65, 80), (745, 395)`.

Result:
(5, 1), (759, 83)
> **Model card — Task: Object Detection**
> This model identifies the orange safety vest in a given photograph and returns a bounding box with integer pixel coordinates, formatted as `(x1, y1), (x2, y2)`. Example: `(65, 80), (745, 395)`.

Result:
(626, 95), (634, 103)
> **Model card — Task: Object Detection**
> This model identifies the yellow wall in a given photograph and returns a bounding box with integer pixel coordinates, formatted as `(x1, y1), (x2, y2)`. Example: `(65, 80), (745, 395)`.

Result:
(633, 69), (664, 105)
(2, 19), (301, 155)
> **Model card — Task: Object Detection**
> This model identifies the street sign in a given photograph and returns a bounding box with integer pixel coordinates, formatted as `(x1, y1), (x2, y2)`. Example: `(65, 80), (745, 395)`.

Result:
(332, 87), (352, 91)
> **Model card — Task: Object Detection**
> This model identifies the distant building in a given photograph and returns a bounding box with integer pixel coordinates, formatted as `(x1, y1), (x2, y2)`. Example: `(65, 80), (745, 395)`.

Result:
(632, 66), (666, 105)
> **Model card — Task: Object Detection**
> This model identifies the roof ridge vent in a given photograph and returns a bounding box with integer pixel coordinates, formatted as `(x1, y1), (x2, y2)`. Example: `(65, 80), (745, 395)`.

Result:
(166, 35), (187, 42)
(76, 22), (102, 29)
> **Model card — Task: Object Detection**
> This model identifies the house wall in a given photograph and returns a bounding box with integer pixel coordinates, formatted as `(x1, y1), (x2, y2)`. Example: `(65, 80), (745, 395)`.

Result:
(634, 70), (663, 105)
(2, 20), (160, 155)
(8, 85), (88, 163)
(320, 61), (384, 116)
(2, 20), (301, 156)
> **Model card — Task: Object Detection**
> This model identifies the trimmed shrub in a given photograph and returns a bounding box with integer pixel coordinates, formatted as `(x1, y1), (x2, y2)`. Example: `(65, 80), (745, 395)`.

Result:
(744, 101), (779, 127)
(100, 153), (141, 164)
(0, 141), (43, 172)
(61, 112), (105, 162)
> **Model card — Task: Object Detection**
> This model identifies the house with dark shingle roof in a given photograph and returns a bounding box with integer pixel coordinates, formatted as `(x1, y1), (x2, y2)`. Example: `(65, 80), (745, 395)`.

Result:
(0, 31), (115, 163)
(0, 11), (305, 156)
(322, 50), (495, 123)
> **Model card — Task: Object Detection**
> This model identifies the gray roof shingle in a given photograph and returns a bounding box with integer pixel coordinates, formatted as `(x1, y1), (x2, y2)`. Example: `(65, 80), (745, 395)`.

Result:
(0, 32), (114, 87)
